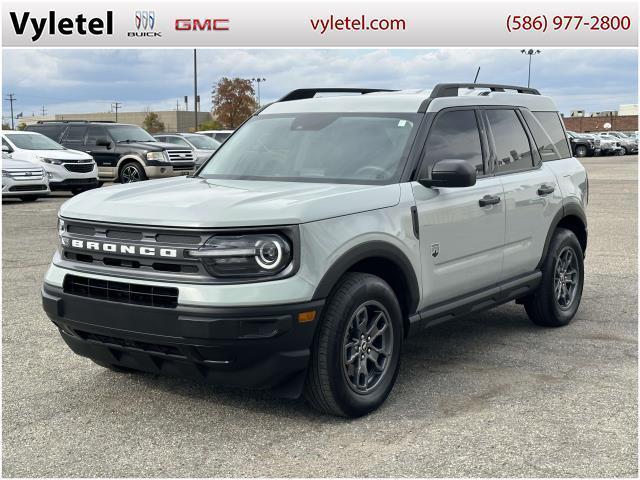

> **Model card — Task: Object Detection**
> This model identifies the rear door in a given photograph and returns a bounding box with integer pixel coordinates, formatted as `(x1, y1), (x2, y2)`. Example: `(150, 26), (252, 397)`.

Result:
(412, 108), (505, 308)
(84, 126), (120, 177)
(483, 108), (563, 280)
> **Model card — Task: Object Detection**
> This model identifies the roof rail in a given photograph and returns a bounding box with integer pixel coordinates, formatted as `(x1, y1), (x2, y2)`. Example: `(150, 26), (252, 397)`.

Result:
(35, 120), (117, 124)
(277, 88), (397, 102)
(430, 83), (540, 98)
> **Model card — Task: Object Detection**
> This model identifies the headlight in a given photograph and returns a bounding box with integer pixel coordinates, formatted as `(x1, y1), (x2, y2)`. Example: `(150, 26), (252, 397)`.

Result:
(187, 234), (292, 278)
(38, 157), (63, 165)
(147, 151), (168, 162)
(58, 218), (68, 246)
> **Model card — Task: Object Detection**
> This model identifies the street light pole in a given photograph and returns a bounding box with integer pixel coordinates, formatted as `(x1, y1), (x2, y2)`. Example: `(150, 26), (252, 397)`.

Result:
(521, 49), (541, 87)
(252, 78), (266, 107)
(194, 49), (198, 131)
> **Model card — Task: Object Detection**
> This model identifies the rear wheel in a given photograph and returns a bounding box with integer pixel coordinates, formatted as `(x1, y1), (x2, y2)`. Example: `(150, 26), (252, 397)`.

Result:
(304, 272), (403, 417)
(574, 145), (587, 157)
(119, 162), (146, 183)
(524, 228), (584, 327)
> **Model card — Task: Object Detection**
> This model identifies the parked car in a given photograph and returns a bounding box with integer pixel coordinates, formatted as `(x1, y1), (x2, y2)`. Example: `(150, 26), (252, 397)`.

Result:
(2, 151), (50, 201)
(153, 133), (221, 167)
(2, 131), (98, 194)
(197, 130), (233, 143)
(25, 121), (196, 183)
(601, 131), (638, 155)
(596, 133), (625, 156)
(43, 83), (587, 417)
(566, 131), (600, 157)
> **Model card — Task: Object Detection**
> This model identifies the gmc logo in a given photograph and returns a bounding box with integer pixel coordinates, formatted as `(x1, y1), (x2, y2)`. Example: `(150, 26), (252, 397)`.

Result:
(175, 18), (230, 31)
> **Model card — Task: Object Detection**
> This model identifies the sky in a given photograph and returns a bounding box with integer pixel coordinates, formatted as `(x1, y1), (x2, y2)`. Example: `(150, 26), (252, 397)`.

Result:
(2, 48), (637, 120)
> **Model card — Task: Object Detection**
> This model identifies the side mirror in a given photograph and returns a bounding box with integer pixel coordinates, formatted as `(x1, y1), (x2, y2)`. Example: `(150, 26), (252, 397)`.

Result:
(2, 144), (11, 153)
(419, 159), (477, 188)
(95, 137), (111, 148)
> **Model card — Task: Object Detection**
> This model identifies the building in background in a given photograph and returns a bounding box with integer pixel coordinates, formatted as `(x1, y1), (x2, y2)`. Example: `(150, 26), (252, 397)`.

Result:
(17, 111), (213, 132)
(562, 104), (638, 133)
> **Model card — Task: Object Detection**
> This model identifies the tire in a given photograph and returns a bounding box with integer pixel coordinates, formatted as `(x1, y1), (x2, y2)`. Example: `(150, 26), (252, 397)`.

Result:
(91, 359), (135, 373)
(118, 162), (147, 183)
(524, 228), (584, 327)
(304, 272), (403, 417)
(619, 147), (627, 155)
(574, 145), (587, 158)
(19, 196), (39, 202)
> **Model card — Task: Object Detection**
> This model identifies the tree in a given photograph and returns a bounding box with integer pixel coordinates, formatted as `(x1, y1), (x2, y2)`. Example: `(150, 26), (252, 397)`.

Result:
(198, 118), (224, 131)
(142, 111), (165, 133)
(17, 122), (27, 131)
(2, 122), (11, 130)
(212, 77), (257, 129)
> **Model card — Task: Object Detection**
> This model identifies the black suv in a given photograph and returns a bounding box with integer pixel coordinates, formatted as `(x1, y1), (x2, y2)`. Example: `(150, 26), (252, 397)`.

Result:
(566, 131), (600, 158)
(25, 121), (196, 183)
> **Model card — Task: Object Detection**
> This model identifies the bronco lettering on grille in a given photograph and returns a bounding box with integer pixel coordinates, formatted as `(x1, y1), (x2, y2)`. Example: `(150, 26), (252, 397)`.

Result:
(68, 239), (178, 257)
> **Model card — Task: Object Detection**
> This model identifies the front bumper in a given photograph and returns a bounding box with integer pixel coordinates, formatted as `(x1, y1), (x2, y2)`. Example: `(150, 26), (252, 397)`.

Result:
(50, 178), (100, 191)
(2, 177), (50, 196)
(42, 283), (323, 397)
(145, 165), (195, 179)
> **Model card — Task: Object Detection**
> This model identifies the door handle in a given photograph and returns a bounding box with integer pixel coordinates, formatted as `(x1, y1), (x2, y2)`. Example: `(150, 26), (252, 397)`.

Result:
(537, 184), (555, 196)
(479, 194), (501, 207)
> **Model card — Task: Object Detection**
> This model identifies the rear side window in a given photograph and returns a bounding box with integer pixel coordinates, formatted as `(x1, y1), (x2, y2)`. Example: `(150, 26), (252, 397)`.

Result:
(532, 111), (571, 160)
(25, 125), (64, 142)
(485, 110), (533, 174)
(86, 126), (108, 145)
(421, 110), (484, 176)
(64, 125), (88, 144)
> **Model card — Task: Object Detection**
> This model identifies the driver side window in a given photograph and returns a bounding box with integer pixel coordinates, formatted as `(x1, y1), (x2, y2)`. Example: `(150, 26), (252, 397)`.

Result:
(420, 109), (484, 178)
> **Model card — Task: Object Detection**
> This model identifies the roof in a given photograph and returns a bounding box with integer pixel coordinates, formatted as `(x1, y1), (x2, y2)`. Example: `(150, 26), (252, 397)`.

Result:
(262, 85), (559, 115)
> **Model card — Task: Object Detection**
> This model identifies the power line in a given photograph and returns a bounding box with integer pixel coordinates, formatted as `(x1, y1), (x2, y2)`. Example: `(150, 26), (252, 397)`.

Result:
(5, 94), (16, 129)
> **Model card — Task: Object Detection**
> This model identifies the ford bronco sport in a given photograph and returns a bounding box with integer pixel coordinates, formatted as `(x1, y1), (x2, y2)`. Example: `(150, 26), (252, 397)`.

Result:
(42, 84), (588, 417)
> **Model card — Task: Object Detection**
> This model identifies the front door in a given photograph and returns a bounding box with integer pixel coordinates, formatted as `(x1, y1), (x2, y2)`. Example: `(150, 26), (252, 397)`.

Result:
(412, 108), (505, 310)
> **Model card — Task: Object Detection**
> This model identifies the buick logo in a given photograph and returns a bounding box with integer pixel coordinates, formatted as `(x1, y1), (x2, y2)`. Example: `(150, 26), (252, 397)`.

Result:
(135, 11), (155, 30)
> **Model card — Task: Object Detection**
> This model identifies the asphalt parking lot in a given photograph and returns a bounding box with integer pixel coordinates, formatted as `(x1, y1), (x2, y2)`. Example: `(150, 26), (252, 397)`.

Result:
(2, 155), (638, 477)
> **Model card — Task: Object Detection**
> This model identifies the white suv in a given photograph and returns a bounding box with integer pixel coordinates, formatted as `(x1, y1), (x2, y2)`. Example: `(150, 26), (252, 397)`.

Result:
(43, 84), (587, 417)
(2, 131), (98, 194)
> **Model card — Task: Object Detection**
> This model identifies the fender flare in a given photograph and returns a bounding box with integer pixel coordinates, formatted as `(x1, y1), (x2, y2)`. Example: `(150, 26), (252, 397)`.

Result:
(537, 199), (587, 270)
(311, 240), (420, 314)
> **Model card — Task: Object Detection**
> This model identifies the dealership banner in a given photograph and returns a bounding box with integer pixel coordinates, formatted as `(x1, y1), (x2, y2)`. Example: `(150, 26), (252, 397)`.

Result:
(2, 1), (638, 47)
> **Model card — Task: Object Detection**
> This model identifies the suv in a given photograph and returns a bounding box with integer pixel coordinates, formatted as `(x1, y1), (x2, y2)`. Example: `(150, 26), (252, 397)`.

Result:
(42, 84), (588, 417)
(2, 131), (98, 194)
(25, 121), (196, 183)
(602, 131), (638, 155)
(566, 131), (600, 157)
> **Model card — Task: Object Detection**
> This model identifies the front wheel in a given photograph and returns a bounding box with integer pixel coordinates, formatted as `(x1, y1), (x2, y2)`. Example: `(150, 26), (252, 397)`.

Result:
(304, 272), (403, 417)
(524, 228), (584, 327)
(574, 145), (587, 158)
(119, 162), (147, 183)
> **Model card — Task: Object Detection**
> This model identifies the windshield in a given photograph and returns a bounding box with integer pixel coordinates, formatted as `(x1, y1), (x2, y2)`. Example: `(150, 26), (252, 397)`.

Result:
(107, 125), (156, 143)
(198, 113), (420, 184)
(5, 133), (65, 150)
(185, 135), (221, 150)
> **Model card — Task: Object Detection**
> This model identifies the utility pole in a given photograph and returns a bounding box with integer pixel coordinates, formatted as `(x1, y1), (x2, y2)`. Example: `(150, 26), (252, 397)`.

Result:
(193, 49), (198, 131)
(252, 78), (267, 107)
(5, 94), (16, 129)
(111, 101), (122, 122)
(520, 49), (541, 87)
(41, 105), (47, 116)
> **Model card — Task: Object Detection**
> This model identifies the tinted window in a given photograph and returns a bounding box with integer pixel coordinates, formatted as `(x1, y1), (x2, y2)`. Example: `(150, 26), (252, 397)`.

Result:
(521, 110), (558, 162)
(25, 125), (64, 141)
(64, 125), (87, 143)
(532, 111), (571, 160)
(86, 126), (108, 145)
(486, 110), (533, 173)
(421, 110), (484, 176)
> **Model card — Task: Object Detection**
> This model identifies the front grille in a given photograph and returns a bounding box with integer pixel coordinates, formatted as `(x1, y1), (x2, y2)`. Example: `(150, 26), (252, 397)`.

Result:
(9, 184), (47, 192)
(172, 165), (194, 171)
(64, 162), (94, 173)
(63, 274), (178, 308)
(4, 168), (44, 181)
(166, 149), (195, 162)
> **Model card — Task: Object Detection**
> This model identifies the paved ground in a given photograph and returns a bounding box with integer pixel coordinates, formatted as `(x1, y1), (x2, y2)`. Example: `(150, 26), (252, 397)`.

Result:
(2, 156), (637, 477)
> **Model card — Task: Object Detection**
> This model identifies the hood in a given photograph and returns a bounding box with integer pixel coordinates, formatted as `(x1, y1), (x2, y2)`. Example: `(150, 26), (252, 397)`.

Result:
(2, 157), (45, 170)
(30, 149), (93, 160)
(59, 176), (401, 228)
(117, 141), (184, 152)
